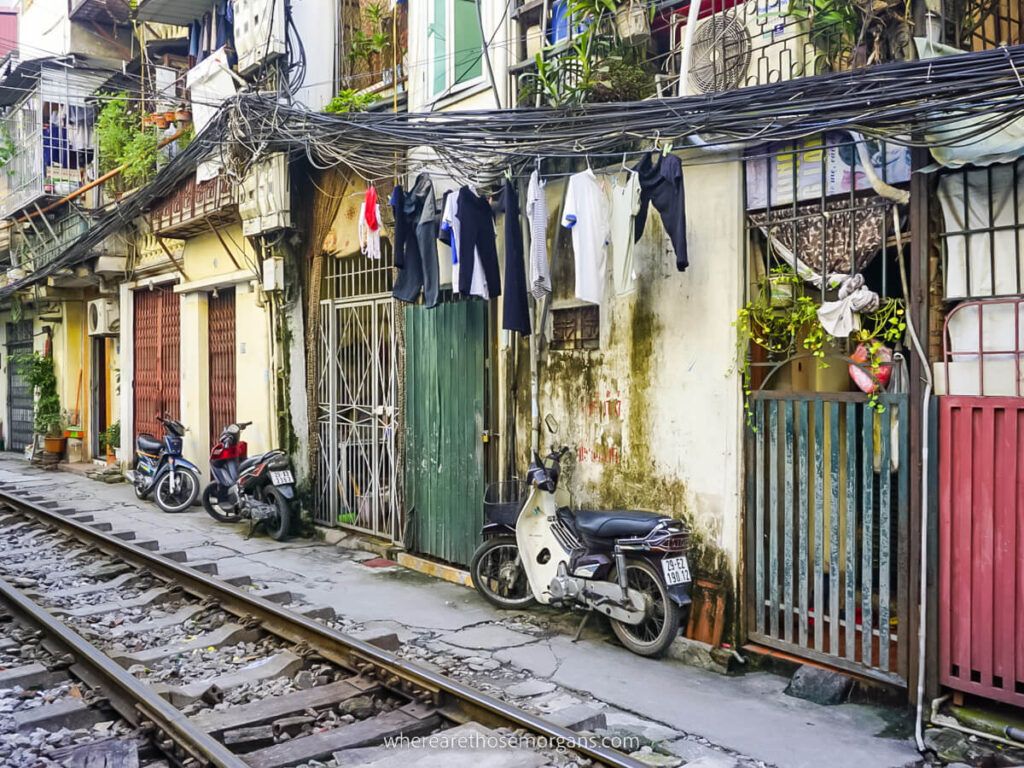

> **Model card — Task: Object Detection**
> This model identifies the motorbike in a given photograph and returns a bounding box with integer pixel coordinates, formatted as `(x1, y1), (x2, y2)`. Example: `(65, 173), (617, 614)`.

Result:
(201, 420), (295, 541)
(126, 415), (202, 513)
(470, 421), (692, 657)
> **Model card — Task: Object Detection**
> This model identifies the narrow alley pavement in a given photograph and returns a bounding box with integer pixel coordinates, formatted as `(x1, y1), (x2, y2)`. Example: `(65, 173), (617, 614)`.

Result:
(0, 458), (921, 768)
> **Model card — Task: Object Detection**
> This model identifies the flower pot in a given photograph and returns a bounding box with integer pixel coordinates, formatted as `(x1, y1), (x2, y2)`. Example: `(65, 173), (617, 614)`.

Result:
(175, 109), (192, 122)
(164, 111), (176, 122)
(153, 115), (168, 129)
(105, 446), (115, 465)
(768, 276), (794, 308)
(615, 1), (650, 46)
(43, 436), (66, 455)
(685, 577), (727, 646)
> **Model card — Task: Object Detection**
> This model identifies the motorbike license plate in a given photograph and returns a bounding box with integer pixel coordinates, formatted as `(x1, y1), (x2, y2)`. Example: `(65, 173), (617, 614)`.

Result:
(269, 470), (294, 486)
(661, 556), (691, 586)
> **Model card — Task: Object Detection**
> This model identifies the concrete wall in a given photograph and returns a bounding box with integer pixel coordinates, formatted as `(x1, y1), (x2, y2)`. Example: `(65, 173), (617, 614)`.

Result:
(18, 0), (130, 60)
(290, 0), (336, 111)
(514, 157), (746, 583)
(406, 0), (511, 113)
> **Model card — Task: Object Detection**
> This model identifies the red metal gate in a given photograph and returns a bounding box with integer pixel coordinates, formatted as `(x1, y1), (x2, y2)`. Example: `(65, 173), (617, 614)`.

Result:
(133, 287), (180, 441)
(208, 288), (236, 444)
(939, 397), (1024, 707)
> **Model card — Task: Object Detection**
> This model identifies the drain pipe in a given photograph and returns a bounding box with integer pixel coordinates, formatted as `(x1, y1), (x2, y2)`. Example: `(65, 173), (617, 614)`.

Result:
(895, 210), (934, 753)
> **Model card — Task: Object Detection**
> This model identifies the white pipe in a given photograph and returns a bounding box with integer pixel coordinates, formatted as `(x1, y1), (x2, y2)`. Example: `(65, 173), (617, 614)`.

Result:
(894, 209), (934, 754)
(678, 0), (703, 97)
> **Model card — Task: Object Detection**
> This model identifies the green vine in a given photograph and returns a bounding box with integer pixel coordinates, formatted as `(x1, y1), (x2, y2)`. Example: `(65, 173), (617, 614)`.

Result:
(734, 267), (833, 426)
(324, 89), (376, 114)
(13, 352), (63, 436)
(0, 123), (16, 174)
(95, 92), (160, 192)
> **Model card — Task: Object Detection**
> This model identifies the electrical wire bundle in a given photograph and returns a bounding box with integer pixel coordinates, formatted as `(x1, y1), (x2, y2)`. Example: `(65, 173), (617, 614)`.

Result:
(5, 41), (1024, 299)
(232, 42), (1024, 185)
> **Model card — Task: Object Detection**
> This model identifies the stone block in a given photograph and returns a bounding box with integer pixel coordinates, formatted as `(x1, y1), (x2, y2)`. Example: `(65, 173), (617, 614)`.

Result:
(784, 664), (853, 705)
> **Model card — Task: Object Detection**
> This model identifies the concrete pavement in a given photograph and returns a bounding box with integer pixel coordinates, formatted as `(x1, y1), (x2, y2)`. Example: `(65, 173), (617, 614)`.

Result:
(0, 457), (921, 768)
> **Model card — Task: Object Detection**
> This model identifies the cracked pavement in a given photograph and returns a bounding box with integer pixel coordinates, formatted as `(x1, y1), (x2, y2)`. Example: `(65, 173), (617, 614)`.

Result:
(0, 458), (921, 768)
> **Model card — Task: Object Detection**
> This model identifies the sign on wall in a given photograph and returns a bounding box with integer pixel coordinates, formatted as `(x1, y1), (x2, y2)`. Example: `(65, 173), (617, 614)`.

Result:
(745, 132), (911, 210)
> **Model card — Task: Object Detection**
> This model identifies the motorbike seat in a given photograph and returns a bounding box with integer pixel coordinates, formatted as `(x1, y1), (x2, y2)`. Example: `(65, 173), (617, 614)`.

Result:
(136, 434), (162, 453)
(239, 453), (267, 471)
(573, 509), (669, 539)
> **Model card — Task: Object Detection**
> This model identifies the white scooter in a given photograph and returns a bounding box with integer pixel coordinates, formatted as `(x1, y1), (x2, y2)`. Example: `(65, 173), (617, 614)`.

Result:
(470, 425), (692, 657)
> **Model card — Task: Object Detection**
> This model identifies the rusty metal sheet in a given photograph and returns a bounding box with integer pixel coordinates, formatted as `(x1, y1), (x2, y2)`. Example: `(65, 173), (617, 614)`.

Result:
(208, 288), (236, 444)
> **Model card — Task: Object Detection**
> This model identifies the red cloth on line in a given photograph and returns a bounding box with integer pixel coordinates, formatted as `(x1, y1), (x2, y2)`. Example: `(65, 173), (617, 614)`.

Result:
(364, 186), (379, 231)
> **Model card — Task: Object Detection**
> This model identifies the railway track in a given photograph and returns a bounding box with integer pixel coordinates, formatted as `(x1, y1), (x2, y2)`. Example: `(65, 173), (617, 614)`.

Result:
(0, 486), (644, 768)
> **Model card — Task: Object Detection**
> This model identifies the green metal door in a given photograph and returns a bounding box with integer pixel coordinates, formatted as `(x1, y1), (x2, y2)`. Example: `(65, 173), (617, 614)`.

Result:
(405, 301), (487, 566)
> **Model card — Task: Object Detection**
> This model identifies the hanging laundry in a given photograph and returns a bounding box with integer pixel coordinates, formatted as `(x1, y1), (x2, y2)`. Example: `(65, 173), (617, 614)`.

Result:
(609, 171), (640, 295)
(436, 189), (455, 286)
(562, 168), (610, 306)
(358, 186), (382, 260)
(452, 186), (501, 300)
(495, 179), (530, 335)
(633, 151), (689, 271)
(527, 169), (551, 298)
(392, 173), (440, 306)
(390, 185), (407, 268)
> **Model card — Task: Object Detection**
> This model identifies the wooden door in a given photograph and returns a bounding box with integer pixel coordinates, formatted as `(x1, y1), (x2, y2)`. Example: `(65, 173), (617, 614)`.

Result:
(133, 287), (180, 440)
(208, 288), (236, 444)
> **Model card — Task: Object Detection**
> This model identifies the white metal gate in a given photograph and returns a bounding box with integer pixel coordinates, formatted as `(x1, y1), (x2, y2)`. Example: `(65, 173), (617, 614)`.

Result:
(315, 296), (399, 540)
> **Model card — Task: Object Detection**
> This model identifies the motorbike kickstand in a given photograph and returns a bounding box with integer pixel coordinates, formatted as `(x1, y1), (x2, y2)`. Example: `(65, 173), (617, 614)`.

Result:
(571, 612), (591, 643)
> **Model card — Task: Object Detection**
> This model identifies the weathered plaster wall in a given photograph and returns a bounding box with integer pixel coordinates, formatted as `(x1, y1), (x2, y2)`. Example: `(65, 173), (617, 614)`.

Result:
(516, 156), (745, 583)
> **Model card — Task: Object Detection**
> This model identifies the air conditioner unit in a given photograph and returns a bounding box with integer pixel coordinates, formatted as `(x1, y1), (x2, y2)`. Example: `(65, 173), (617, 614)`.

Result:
(240, 153), (291, 237)
(672, 0), (811, 96)
(234, 0), (287, 75)
(88, 298), (119, 337)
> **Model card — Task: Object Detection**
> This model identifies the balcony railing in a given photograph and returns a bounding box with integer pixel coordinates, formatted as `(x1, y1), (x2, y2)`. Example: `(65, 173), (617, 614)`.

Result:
(0, 93), (99, 219)
(10, 207), (91, 272)
(150, 173), (238, 238)
(512, 0), (1023, 106)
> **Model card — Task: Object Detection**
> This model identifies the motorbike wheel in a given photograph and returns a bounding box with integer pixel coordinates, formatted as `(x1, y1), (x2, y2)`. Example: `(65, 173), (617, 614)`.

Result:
(154, 469), (200, 513)
(262, 487), (292, 541)
(609, 559), (682, 657)
(133, 481), (147, 500)
(201, 484), (243, 523)
(470, 536), (534, 609)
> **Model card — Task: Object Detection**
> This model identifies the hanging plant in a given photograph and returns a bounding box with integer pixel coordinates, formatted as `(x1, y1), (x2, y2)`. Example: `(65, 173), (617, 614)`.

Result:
(14, 352), (64, 437)
(850, 298), (905, 412)
(734, 266), (832, 427)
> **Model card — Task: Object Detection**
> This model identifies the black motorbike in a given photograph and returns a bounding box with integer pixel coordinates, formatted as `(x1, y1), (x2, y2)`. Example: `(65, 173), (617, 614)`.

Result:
(201, 420), (295, 540)
(126, 415), (201, 513)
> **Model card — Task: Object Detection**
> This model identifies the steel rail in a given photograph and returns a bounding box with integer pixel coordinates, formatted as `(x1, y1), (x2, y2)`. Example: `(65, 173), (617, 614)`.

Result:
(0, 490), (645, 768)
(0, 575), (249, 768)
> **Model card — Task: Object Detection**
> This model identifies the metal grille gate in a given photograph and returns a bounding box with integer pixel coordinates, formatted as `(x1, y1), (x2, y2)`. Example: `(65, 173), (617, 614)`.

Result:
(208, 288), (236, 444)
(133, 287), (180, 441)
(315, 297), (397, 539)
(6, 321), (34, 451)
(745, 392), (910, 685)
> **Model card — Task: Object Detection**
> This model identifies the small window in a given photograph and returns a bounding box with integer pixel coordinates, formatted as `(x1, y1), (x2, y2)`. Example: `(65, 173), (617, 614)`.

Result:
(551, 306), (599, 350)
(429, 0), (484, 97)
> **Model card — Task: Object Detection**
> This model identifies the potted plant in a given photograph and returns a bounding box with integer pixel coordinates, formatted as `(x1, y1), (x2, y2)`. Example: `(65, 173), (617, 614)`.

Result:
(107, 420), (122, 463)
(15, 352), (65, 455)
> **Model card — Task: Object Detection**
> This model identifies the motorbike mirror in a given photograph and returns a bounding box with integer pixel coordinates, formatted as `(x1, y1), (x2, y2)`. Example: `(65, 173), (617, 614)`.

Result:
(544, 414), (559, 434)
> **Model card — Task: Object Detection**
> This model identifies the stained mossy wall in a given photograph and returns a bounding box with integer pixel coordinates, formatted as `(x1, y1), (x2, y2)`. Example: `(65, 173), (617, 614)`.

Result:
(513, 157), (745, 593)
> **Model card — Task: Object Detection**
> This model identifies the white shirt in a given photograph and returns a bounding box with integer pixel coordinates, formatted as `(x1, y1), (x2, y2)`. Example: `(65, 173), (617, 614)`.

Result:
(527, 169), (551, 298)
(609, 172), (640, 295)
(442, 189), (489, 299)
(561, 169), (609, 305)
(358, 201), (382, 260)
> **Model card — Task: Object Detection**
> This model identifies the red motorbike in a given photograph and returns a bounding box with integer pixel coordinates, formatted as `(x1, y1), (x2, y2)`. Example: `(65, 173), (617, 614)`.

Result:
(202, 421), (295, 540)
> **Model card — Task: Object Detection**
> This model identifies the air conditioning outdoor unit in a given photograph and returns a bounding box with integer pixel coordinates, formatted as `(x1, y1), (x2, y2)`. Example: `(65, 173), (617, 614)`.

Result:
(88, 298), (119, 337)
(240, 153), (291, 237)
(672, 0), (811, 96)
(234, 0), (287, 75)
